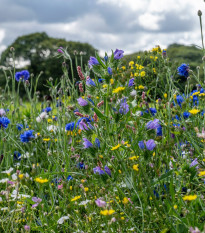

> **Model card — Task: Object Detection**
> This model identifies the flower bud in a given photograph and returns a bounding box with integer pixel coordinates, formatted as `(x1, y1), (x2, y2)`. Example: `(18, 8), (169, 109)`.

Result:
(198, 10), (202, 16)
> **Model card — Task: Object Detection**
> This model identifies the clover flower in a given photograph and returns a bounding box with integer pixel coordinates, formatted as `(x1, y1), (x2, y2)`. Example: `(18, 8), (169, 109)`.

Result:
(95, 199), (106, 207)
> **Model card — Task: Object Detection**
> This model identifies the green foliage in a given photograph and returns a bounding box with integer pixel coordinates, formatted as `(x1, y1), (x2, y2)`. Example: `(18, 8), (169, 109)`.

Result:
(0, 32), (97, 96)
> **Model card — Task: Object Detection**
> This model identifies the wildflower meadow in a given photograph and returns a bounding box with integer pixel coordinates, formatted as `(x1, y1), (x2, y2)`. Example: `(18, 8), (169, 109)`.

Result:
(1, 8), (205, 233)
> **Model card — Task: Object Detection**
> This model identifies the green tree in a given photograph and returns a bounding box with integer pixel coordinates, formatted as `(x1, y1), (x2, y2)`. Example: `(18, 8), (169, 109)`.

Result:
(0, 32), (97, 96)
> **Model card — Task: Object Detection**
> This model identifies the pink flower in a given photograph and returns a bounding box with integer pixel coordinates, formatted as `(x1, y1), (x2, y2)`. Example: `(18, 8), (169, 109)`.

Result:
(58, 184), (63, 190)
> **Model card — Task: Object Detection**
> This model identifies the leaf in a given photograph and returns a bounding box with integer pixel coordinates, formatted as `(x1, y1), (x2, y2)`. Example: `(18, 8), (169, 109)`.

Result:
(93, 107), (107, 120)
(95, 53), (106, 69)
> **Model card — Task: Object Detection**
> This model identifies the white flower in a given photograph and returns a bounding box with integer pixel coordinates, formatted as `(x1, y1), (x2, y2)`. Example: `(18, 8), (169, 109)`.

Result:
(36, 112), (48, 122)
(0, 178), (9, 183)
(130, 90), (137, 96)
(11, 190), (30, 200)
(12, 173), (17, 180)
(57, 215), (70, 224)
(47, 125), (57, 133)
(78, 200), (90, 206)
(2, 167), (13, 174)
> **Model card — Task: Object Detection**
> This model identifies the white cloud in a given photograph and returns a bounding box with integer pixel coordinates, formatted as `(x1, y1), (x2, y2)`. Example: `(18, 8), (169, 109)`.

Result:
(138, 13), (164, 30)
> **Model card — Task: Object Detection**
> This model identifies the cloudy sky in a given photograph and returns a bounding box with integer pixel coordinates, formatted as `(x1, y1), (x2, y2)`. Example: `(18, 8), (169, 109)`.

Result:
(0, 0), (205, 56)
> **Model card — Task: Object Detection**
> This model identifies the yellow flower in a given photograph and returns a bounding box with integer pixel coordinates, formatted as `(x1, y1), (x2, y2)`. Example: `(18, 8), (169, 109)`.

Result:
(47, 119), (52, 123)
(137, 56), (141, 59)
(103, 84), (108, 88)
(99, 155), (103, 158)
(122, 66), (126, 70)
(140, 71), (146, 77)
(189, 109), (200, 115)
(71, 195), (81, 202)
(150, 56), (154, 59)
(111, 144), (121, 150)
(100, 209), (115, 216)
(121, 217), (125, 220)
(198, 171), (205, 176)
(192, 92), (200, 96)
(35, 177), (49, 184)
(70, 186), (72, 190)
(129, 61), (134, 66)
(138, 85), (144, 90)
(18, 174), (24, 179)
(110, 79), (114, 85)
(173, 94), (177, 99)
(112, 87), (125, 94)
(153, 152), (155, 157)
(174, 205), (177, 209)
(199, 93), (205, 97)
(43, 138), (50, 141)
(164, 93), (167, 98)
(153, 68), (156, 73)
(122, 197), (129, 204)
(149, 197), (152, 200)
(183, 195), (197, 201)
(133, 164), (139, 171)
(84, 187), (89, 192)
(88, 217), (92, 222)
(129, 156), (139, 160)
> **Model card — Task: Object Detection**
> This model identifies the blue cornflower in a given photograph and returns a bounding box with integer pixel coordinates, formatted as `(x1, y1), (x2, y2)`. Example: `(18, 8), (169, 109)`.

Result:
(156, 126), (162, 136)
(176, 95), (184, 108)
(183, 112), (190, 119)
(65, 122), (75, 131)
(20, 130), (34, 143)
(77, 162), (85, 169)
(67, 175), (73, 181)
(98, 78), (104, 83)
(16, 124), (23, 131)
(15, 70), (30, 81)
(43, 107), (52, 112)
(149, 108), (157, 116)
(87, 98), (95, 106)
(14, 151), (21, 161)
(177, 63), (189, 78)
(108, 67), (112, 75)
(0, 117), (10, 129)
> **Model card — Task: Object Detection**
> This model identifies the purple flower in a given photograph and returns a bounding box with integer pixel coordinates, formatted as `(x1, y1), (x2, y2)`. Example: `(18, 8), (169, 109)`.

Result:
(138, 141), (145, 149)
(57, 48), (64, 54)
(15, 70), (30, 81)
(114, 49), (124, 60)
(119, 98), (129, 115)
(95, 198), (106, 207)
(79, 121), (89, 131)
(190, 158), (199, 169)
(95, 138), (100, 148)
(108, 67), (112, 75)
(86, 77), (96, 86)
(42, 107), (52, 112)
(88, 56), (99, 68)
(83, 138), (93, 148)
(128, 78), (134, 87)
(32, 197), (42, 208)
(145, 139), (156, 151)
(104, 166), (111, 176)
(93, 166), (105, 175)
(146, 119), (160, 130)
(65, 122), (75, 131)
(77, 97), (88, 106)
(24, 225), (30, 231)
